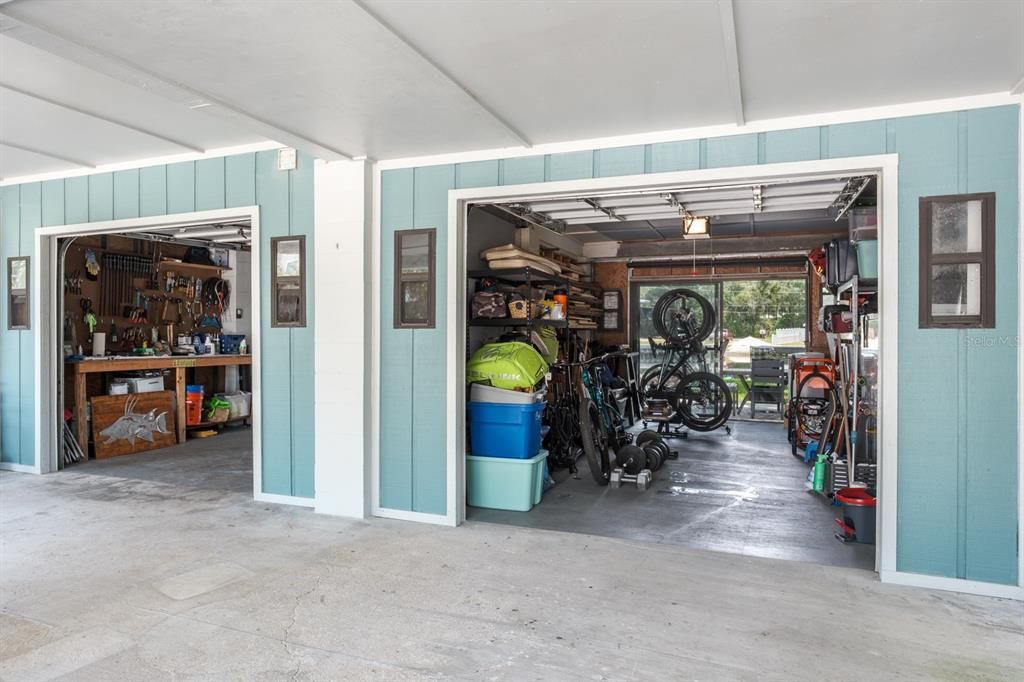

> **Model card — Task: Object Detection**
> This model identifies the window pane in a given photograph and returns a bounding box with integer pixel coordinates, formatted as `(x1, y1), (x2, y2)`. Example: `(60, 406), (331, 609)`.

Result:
(275, 282), (302, 323)
(275, 239), (301, 277)
(401, 280), (430, 324)
(931, 200), (982, 254)
(931, 263), (981, 317)
(400, 234), (431, 276)
(9, 259), (26, 290)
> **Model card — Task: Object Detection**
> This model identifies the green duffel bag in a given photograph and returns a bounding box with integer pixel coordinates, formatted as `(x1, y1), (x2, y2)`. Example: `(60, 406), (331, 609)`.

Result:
(466, 341), (548, 391)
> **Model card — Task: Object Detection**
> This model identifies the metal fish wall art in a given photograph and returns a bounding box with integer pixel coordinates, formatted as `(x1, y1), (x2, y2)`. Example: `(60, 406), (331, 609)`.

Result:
(99, 396), (170, 445)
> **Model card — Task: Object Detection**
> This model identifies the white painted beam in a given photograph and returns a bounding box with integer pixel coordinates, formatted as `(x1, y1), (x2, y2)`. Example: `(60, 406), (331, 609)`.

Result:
(350, 0), (532, 148)
(0, 83), (205, 153)
(0, 140), (94, 168)
(0, 10), (354, 161)
(1011, 75), (1024, 95)
(717, 0), (745, 126)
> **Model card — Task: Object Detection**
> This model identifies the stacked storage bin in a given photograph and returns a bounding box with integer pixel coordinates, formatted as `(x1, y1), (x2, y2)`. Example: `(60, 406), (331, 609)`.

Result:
(466, 342), (548, 511)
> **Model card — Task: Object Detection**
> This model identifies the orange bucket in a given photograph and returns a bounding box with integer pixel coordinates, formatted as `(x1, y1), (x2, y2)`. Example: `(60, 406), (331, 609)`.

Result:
(185, 386), (204, 425)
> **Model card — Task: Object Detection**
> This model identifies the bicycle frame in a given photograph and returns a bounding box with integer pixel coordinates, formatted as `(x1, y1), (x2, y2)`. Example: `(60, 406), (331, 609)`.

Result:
(580, 357), (630, 450)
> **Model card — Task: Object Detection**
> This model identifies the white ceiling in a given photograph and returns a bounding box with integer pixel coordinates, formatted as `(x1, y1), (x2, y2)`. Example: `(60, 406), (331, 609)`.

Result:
(0, 0), (1021, 181)
(0, 34), (265, 179)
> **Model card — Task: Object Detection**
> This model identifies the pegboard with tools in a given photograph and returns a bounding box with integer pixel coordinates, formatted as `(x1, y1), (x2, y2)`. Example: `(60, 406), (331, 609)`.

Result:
(62, 235), (232, 356)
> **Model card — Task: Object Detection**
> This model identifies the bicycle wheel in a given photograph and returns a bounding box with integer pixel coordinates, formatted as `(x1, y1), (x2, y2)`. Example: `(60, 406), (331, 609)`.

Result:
(578, 397), (611, 485)
(652, 289), (715, 345)
(674, 372), (733, 432)
(640, 363), (691, 401)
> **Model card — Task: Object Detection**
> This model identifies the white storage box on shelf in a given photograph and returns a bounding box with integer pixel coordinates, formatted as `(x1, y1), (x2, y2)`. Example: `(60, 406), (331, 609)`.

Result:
(126, 376), (165, 393)
(470, 383), (545, 405)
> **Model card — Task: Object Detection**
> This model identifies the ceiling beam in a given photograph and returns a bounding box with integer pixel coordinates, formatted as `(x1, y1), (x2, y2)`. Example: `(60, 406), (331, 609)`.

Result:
(1011, 75), (1024, 95)
(0, 9), (354, 160)
(717, 0), (745, 126)
(351, 0), (532, 148)
(0, 139), (94, 168)
(0, 83), (205, 153)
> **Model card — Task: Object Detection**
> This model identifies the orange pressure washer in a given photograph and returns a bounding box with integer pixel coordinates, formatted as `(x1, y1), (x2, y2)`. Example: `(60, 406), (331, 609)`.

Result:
(786, 356), (837, 458)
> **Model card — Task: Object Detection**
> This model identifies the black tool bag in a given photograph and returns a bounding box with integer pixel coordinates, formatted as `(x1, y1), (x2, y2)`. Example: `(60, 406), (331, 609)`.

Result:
(183, 246), (216, 266)
(826, 239), (858, 292)
(472, 291), (507, 318)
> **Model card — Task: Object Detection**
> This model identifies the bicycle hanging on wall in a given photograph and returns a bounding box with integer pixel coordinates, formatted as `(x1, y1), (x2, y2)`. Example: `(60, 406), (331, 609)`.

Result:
(640, 288), (733, 436)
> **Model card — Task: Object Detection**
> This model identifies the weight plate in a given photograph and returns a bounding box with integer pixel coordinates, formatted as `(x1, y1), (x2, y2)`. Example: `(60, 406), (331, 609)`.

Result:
(635, 429), (661, 449)
(615, 444), (647, 475)
(644, 446), (662, 471)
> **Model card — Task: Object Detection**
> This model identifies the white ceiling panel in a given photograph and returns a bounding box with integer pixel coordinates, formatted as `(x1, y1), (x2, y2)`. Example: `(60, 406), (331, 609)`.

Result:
(0, 36), (259, 151)
(1, 0), (530, 160)
(0, 0), (1020, 181)
(0, 86), (192, 165)
(0, 142), (80, 179)
(361, 0), (736, 143)
(735, 0), (1024, 119)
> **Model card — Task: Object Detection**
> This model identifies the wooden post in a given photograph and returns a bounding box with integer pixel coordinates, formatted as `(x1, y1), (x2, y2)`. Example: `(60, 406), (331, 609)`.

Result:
(74, 370), (88, 460)
(175, 366), (186, 443)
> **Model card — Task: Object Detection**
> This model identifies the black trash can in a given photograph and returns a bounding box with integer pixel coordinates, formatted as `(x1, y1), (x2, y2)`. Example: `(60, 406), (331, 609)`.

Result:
(835, 487), (876, 544)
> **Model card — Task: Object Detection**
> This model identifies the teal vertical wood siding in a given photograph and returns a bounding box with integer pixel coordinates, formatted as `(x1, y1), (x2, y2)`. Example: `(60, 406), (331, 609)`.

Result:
(379, 105), (1021, 586)
(0, 152), (316, 499)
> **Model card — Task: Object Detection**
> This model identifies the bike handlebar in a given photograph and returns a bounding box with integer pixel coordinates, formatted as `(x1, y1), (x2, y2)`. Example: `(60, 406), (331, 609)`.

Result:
(551, 349), (633, 370)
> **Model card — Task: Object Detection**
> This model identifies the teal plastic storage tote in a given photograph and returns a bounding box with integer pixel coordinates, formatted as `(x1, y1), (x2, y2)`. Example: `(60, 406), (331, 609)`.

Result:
(466, 450), (547, 512)
(856, 240), (878, 281)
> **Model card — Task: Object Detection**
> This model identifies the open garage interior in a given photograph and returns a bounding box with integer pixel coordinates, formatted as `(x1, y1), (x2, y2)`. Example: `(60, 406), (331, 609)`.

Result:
(460, 171), (882, 571)
(52, 219), (257, 493)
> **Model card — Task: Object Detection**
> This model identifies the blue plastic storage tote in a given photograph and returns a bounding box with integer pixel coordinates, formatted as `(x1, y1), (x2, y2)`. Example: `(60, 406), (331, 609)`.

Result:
(467, 450), (547, 511)
(467, 400), (544, 459)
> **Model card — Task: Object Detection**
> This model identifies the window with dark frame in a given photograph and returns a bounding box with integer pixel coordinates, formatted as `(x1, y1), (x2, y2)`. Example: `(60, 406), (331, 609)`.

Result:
(394, 228), (436, 329)
(7, 256), (29, 330)
(271, 236), (306, 327)
(918, 193), (995, 328)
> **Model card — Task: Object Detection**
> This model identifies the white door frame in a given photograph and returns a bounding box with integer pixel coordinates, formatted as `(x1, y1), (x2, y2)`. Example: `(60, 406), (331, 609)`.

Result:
(442, 157), (905, 570)
(31, 207), (277, 504)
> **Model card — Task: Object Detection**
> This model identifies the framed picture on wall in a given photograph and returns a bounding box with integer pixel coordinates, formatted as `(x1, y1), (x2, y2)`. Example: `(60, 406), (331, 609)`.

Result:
(601, 289), (623, 331)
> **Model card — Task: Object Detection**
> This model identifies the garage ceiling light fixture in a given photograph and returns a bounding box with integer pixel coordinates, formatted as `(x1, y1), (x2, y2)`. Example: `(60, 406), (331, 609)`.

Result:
(682, 215), (710, 239)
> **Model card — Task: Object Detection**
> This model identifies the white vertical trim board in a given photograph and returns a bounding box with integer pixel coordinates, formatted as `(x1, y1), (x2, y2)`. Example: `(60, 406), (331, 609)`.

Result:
(442, 155), (900, 561)
(312, 159), (373, 518)
(370, 163), (383, 519)
(878, 157), (900, 577)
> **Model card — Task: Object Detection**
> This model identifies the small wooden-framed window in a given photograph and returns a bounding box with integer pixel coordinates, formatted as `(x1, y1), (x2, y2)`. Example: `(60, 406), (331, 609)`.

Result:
(919, 193), (995, 328)
(7, 256), (29, 330)
(270, 235), (306, 327)
(394, 228), (436, 329)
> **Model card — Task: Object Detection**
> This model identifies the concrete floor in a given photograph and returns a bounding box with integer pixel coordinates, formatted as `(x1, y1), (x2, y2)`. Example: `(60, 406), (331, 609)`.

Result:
(79, 426), (253, 494)
(471, 421), (875, 571)
(2, 432), (1022, 680)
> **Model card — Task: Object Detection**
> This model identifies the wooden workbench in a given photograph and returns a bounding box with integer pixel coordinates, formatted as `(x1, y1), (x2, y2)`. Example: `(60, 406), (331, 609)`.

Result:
(65, 354), (252, 457)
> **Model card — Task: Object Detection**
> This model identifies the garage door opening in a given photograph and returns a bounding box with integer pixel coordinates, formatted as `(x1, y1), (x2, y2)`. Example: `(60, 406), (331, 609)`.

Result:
(457, 169), (884, 572)
(36, 208), (263, 498)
